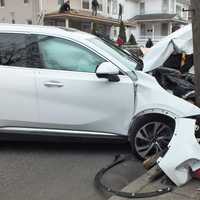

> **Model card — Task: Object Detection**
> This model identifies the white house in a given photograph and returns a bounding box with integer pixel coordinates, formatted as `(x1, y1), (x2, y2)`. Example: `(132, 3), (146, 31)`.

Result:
(128, 0), (191, 45)
(108, 0), (190, 43)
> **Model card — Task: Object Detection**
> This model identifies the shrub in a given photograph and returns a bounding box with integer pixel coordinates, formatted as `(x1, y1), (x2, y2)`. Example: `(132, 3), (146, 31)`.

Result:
(128, 34), (137, 45)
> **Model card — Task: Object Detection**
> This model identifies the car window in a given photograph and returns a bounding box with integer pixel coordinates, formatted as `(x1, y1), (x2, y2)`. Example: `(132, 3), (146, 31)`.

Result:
(0, 33), (28, 67)
(88, 37), (137, 71)
(37, 36), (105, 73)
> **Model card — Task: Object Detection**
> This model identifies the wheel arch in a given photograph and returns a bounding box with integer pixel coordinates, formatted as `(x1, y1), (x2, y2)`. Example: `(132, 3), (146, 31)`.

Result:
(128, 109), (176, 140)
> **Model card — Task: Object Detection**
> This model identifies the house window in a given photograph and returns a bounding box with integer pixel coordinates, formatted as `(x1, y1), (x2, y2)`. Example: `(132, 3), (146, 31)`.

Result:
(113, 27), (117, 37)
(82, 0), (89, 9)
(140, 24), (146, 36)
(112, 0), (118, 14)
(140, 2), (145, 15)
(188, 5), (192, 20)
(170, 0), (175, 13)
(161, 23), (168, 36)
(107, 0), (111, 14)
(81, 22), (91, 33)
(58, 0), (64, 5)
(176, 5), (182, 18)
(27, 19), (32, 24)
(0, 0), (5, 7)
(162, 0), (169, 13)
(182, 5), (188, 19)
(98, 0), (103, 11)
(24, 0), (29, 3)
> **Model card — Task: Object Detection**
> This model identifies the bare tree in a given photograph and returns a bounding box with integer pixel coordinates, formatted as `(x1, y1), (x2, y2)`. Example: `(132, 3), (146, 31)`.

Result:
(191, 0), (200, 106)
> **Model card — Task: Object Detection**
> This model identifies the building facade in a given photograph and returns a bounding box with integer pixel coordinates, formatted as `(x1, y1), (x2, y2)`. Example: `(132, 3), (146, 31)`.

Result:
(0, 0), (42, 24)
(0, 0), (190, 44)
(44, 0), (138, 40)
(129, 0), (191, 44)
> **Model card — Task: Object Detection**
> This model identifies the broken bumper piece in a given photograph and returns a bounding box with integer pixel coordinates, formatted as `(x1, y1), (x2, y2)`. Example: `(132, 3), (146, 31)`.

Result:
(157, 118), (200, 186)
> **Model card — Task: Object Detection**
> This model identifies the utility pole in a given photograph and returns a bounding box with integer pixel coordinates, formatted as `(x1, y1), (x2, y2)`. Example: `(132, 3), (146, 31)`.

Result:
(191, 0), (200, 107)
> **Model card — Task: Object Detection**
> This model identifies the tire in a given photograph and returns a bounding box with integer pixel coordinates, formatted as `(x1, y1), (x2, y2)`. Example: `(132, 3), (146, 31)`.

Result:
(129, 115), (175, 160)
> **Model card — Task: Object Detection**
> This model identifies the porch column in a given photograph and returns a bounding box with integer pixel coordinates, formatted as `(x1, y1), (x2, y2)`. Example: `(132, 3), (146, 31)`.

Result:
(65, 18), (69, 28)
(152, 24), (155, 41)
(105, 0), (108, 16)
(169, 22), (173, 34)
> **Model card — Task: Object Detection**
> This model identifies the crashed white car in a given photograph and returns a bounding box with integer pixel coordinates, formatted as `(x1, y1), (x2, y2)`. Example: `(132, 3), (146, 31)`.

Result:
(0, 24), (199, 161)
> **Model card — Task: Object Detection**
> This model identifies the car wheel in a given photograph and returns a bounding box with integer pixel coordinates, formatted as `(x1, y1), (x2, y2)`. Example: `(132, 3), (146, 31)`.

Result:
(129, 115), (175, 160)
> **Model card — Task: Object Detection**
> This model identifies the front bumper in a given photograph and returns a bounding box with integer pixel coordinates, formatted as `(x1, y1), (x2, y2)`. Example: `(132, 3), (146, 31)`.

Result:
(157, 118), (200, 186)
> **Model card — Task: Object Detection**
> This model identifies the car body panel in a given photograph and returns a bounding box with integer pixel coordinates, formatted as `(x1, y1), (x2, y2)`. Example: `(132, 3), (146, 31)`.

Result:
(134, 71), (200, 118)
(0, 66), (38, 125)
(158, 118), (200, 186)
(36, 69), (134, 135)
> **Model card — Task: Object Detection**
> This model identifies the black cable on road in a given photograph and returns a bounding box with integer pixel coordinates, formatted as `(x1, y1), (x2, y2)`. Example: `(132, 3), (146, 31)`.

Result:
(94, 154), (172, 199)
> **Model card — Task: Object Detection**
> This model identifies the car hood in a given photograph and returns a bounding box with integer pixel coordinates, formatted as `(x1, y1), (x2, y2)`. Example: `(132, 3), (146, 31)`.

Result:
(134, 71), (200, 118)
(143, 24), (193, 72)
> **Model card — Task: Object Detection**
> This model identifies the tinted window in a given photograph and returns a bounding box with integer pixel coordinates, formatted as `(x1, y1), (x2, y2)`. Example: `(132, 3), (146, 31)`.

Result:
(37, 36), (105, 73)
(0, 33), (28, 67)
(88, 37), (137, 71)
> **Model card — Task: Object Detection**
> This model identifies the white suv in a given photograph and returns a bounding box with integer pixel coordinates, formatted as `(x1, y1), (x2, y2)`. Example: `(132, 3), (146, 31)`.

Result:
(0, 24), (199, 160)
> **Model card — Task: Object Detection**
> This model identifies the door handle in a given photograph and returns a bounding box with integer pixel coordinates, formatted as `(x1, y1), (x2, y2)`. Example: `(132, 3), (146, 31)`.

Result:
(44, 81), (64, 88)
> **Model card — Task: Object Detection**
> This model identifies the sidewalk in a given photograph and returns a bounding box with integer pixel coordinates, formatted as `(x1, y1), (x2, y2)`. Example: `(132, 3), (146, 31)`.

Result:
(109, 167), (200, 200)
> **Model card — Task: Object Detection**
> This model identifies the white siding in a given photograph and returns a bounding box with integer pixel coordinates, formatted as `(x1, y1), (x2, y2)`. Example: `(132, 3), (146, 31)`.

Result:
(43, 0), (81, 13)
(124, 0), (139, 19)
(42, 0), (59, 13)
(0, 0), (38, 24)
(145, 0), (162, 14)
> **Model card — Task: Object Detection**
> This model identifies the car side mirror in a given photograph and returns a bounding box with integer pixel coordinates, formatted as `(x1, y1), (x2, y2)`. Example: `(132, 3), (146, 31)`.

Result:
(96, 62), (120, 82)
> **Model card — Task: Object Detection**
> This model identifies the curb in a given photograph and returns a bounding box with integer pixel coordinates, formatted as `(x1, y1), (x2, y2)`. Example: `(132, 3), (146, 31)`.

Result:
(108, 167), (200, 200)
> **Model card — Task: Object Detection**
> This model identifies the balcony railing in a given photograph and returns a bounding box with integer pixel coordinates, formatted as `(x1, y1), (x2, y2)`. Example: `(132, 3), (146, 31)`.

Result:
(138, 35), (166, 41)
(136, 35), (167, 46)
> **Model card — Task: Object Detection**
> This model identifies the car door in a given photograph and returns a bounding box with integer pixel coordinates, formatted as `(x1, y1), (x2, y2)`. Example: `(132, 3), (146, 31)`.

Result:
(35, 35), (134, 135)
(0, 33), (38, 128)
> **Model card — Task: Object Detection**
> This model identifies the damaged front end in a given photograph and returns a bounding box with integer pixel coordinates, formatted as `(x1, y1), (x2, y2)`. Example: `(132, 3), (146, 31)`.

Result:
(157, 117), (200, 186)
(152, 66), (195, 104)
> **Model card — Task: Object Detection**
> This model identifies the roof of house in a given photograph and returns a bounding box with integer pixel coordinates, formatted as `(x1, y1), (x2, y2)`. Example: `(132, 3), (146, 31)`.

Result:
(45, 10), (136, 27)
(128, 13), (187, 24)
(132, 13), (176, 21)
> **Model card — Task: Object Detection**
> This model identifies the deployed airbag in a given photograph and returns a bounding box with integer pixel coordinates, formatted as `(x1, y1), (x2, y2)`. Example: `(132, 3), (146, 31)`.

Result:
(143, 25), (193, 72)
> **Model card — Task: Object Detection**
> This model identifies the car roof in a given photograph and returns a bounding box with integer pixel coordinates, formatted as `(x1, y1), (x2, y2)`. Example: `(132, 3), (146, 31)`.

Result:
(0, 23), (95, 40)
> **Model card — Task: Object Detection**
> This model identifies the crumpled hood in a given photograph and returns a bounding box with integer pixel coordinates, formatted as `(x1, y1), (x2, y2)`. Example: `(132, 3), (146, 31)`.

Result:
(143, 24), (193, 72)
(134, 71), (200, 118)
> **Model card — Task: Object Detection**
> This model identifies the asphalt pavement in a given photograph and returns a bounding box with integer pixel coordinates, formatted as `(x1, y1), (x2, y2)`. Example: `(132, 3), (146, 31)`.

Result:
(0, 141), (145, 200)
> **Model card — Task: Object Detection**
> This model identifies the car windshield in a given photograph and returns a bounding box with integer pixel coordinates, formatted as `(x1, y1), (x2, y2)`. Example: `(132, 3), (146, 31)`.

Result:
(88, 37), (137, 71)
